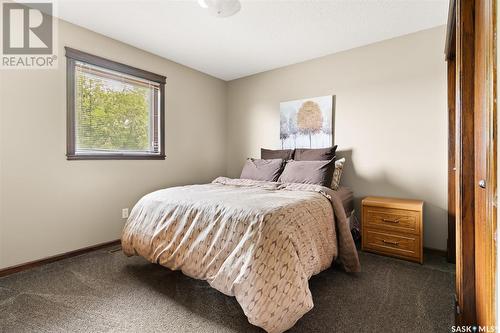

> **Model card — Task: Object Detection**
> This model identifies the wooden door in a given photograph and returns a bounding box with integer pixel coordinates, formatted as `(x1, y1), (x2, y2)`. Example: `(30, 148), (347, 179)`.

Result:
(454, 0), (477, 324)
(450, 0), (497, 325)
(474, 0), (496, 326)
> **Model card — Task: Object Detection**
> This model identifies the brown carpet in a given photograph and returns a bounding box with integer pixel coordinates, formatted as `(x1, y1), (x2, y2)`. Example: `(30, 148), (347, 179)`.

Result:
(0, 246), (454, 333)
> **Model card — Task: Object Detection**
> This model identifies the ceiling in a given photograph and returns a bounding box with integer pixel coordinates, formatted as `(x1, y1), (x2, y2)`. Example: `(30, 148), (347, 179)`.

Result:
(55, 0), (448, 81)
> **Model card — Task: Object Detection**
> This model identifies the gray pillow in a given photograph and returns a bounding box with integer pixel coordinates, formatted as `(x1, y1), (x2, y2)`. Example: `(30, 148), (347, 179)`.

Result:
(278, 159), (335, 186)
(261, 148), (294, 161)
(294, 146), (337, 161)
(240, 158), (283, 181)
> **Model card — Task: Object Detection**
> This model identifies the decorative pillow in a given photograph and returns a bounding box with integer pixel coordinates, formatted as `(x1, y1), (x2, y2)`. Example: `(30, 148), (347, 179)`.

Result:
(294, 146), (337, 161)
(240, 158), (283, 182)
(331, 157), (345, 190)
(278, 159), (335, 186)
(261, 148), (294, 161)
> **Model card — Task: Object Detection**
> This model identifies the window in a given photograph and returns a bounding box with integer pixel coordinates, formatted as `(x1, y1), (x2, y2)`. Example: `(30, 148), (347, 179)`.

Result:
(65, 47), (166, 160)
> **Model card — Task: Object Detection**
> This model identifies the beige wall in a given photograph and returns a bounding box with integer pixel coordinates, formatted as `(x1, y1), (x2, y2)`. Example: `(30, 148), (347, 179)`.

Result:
(226, 26), (448, 250)
(0, 20), (227, 269)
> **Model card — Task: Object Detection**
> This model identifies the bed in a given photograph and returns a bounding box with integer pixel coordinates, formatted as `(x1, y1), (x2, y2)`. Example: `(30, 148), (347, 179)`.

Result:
(122, 177), (360, 333)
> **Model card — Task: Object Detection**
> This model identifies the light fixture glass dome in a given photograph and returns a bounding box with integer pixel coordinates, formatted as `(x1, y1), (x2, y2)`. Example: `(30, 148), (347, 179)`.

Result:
(198, 0), (241, 18)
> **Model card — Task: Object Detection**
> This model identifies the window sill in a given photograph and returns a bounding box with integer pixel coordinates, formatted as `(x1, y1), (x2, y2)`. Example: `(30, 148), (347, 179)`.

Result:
(67, 154), (166, 160)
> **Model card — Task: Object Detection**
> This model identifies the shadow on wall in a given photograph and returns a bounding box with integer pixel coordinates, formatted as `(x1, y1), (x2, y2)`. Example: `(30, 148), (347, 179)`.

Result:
(337, 149), (447, 250)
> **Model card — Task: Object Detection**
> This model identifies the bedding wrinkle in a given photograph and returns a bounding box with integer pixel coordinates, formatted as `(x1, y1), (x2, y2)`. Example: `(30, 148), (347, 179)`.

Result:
(122, 177), (360, 333)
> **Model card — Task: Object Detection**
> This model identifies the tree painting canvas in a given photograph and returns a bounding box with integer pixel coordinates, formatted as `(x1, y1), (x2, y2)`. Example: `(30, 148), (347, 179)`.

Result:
(280, 95), (334, 149)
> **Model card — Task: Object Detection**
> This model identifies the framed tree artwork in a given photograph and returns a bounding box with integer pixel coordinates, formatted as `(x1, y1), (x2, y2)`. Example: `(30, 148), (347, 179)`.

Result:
(280, 95), (335, 149)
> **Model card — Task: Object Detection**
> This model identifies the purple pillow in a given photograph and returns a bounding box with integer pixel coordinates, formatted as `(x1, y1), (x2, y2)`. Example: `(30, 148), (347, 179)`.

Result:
(261, 148), (294, 161)
(294, 146), (337, 161)
(240, 158), (283, 182)
(278, 159), (335, 186)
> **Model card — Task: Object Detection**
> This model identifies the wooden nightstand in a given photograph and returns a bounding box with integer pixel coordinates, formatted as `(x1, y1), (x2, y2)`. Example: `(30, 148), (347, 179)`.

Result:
(361, 196), (424, 264)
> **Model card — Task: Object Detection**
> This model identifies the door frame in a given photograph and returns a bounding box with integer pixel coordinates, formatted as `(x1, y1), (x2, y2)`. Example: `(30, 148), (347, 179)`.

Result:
(451, 0), (477, 324)
(445, 0), (497, 326)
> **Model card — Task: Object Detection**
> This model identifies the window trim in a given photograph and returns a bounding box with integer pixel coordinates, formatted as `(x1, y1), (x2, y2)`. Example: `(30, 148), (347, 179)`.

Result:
(65, 47), (166, 160)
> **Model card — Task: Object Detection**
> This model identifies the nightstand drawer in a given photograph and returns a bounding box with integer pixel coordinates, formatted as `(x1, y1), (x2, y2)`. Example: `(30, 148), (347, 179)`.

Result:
(364, 207), (420, 235)
(363, 229), (420, 261)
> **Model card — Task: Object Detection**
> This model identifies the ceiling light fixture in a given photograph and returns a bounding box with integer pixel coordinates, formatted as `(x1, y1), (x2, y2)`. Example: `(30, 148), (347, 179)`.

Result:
(198, 0), (241, 18)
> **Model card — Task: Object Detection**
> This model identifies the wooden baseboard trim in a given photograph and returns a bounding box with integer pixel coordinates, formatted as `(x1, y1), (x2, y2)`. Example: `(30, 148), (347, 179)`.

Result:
(0, 239), (121, 278)
(424, 247), (448, 257)
(0, 242), (447, 278)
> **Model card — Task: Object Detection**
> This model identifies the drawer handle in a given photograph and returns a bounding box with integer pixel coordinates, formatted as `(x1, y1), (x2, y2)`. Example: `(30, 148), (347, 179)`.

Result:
(382, 240), (399, 246)
(382, 218), (400, 224)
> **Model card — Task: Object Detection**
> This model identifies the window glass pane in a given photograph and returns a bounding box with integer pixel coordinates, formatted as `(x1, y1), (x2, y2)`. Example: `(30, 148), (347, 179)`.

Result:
(74, 62), (160, 154)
